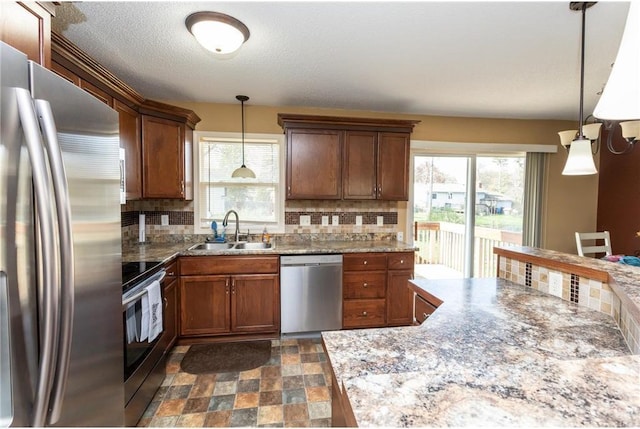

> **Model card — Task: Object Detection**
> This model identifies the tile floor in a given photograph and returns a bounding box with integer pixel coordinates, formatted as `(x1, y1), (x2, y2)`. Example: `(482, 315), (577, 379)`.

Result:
(138, 337), (333, 427)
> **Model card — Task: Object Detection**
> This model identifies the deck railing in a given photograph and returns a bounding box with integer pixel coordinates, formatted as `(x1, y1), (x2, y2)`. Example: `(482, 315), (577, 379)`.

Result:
(414, 221), (522, 277)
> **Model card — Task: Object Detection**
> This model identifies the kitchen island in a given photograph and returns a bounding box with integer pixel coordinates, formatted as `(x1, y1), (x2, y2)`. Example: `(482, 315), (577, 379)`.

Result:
(322, 276), (640, 427)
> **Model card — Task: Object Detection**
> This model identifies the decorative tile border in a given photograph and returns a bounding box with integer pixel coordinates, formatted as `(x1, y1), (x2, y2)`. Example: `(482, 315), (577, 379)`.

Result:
(498, 256), (637, 354)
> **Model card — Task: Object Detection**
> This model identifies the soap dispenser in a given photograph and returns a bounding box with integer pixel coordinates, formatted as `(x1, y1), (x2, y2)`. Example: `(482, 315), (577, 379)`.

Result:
(262, 226), (270, 244)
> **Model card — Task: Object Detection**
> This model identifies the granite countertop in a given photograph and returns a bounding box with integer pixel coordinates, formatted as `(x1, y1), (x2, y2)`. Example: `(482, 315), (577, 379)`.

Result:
(322, 277), (640, 427)
(122, 240), (417, 263)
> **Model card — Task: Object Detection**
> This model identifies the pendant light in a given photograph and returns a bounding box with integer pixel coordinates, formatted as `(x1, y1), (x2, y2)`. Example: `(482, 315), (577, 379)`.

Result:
(560, 2), (598, 176)
(232, 95), (256, 179)
(593, 2), (640, 154)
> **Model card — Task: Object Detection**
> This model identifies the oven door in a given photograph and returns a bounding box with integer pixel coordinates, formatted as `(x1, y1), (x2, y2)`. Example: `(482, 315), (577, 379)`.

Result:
(122, 270), (165, 405)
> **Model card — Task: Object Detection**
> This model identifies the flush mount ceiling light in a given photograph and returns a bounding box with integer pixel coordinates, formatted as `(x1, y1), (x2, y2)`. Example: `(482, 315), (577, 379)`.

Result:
(593, 2), (640, 154)
(185, 11), (250, 55)
(559, 2), (599, 176)
(231, 95), (256, 179)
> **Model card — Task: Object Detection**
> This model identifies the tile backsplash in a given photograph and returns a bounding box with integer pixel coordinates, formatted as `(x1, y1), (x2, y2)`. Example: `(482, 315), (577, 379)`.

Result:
(121, 199), (400, 245)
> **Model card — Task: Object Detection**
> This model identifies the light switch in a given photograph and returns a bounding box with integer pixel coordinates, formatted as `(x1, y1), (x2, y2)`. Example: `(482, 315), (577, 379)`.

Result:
(377, 216), (384, 226)
(161, 214), (169, 226)
(332, 215), (339, 226)
(300, 215), (311, 226)
(355, 215), (363, 226)
(322, 216), (329, 226)
(549, 272), (563, 297)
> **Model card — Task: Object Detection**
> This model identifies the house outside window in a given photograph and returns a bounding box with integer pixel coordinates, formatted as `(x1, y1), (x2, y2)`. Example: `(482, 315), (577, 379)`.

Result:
(193, 132), (285, 235)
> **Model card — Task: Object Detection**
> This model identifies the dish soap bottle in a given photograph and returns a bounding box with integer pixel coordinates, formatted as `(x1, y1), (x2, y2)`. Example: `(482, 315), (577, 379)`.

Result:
(262, 226), (270, 244)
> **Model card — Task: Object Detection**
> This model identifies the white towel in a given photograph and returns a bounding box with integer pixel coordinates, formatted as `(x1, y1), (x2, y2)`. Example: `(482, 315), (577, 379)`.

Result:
(125, 303), (137, 344)
(145, 280), (163, 342)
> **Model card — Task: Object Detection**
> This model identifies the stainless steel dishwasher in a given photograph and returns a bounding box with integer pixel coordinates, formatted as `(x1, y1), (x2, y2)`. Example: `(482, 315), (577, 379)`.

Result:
(280, 254), (343, 334)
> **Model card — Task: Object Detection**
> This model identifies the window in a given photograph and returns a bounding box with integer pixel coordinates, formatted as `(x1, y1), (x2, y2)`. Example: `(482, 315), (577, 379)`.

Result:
(194, 132), (284, 234)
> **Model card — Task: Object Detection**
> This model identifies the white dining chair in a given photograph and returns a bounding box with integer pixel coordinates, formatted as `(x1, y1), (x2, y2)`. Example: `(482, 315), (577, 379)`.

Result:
(575, 231), (613, 257)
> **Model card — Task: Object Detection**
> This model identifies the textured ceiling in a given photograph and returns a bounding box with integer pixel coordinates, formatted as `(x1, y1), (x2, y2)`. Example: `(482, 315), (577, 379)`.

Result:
(54, 1), (630, 120)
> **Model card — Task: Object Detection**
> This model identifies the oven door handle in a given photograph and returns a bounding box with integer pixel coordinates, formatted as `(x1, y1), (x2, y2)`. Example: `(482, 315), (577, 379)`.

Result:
(122, 270), (166, 309)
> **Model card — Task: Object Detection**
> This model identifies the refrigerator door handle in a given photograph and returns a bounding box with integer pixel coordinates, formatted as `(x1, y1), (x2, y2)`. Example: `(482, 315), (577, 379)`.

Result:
(34, 99), (75, 425)
(0, 271), (13, 426)
(15, 88), (60, 428)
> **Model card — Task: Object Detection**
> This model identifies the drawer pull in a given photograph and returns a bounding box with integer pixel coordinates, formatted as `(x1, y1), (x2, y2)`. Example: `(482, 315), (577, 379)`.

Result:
(363, 283), (368, 288)
(362, 311), (368, 316)
(167, 271), (175, 276)
(423, 313), (429, 320)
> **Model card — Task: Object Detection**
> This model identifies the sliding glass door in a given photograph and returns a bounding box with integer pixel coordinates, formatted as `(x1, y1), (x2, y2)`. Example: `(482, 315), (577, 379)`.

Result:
(412, 154), (524, 278)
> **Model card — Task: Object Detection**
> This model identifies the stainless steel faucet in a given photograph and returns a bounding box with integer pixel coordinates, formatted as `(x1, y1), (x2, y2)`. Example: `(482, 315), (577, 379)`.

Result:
(222, 210), (240, 242)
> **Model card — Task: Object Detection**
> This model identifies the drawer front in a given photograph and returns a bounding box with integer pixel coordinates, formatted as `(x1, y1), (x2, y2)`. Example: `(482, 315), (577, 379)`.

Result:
(164, 259), (178, 281)
(343, 253), (387, 271)
(415, 294), (438, 324)
(388, 252), (414, 270)
(343, 299), (385, 328)
(180, 256), (279, 276)
(343, 272), (386, 299)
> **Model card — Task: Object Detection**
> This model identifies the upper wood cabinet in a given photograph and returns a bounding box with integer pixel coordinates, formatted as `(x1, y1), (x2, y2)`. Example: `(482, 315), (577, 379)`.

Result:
(141, 115), (186, 199)
(286, 128), (342, 199)
(0, 2), (54, 67)
(278, 114), (419, 201)
(50, 31), (200, 201)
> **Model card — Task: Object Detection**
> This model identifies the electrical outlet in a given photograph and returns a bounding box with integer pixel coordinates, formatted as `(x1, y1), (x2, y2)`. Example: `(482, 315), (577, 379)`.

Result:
(332, 215), (339, 226)
(355, 215), (363, 226)
(397, 231), (404, 242)
(161, 214), (169, 226)
(549, 272), (563, 297)
(377, 216), (384, 226)
(299, 215), (311, 226)
(321, 216), (329, 226)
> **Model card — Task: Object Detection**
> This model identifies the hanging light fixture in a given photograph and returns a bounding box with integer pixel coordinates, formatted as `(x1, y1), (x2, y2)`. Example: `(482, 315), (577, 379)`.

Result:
(593, 2), (640, 154)
(185, 11), (250, 55)
(232, 95), (256, 179)
(559, 2), (599, 176)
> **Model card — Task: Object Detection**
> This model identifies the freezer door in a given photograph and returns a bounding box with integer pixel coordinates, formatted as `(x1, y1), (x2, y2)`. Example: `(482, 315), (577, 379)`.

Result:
(29, 60), (124, 426)
(0, 42), (41, 428)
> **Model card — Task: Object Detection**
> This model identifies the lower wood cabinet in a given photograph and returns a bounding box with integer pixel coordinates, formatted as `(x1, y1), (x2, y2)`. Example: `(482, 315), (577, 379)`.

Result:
(342, 252), (414, 329)
(158, 259), (178, 354)
(179, 256), (280, 338)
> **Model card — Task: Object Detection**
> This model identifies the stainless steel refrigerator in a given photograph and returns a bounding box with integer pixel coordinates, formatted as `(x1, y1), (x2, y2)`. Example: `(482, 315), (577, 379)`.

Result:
(0, 42), (124, 426)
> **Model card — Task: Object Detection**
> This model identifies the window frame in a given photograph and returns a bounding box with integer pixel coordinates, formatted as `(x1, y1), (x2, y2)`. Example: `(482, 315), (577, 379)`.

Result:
(192, 131), (286, 235)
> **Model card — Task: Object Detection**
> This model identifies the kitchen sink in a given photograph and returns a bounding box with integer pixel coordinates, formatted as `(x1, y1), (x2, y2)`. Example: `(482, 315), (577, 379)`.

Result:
(189, 242), (235, 250)
(188, 242), (274, 251)
(233, 242), (273, 250)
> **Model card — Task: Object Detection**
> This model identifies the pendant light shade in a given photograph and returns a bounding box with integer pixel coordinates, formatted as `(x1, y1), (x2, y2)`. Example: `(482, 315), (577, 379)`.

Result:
(593, 2), (640, 121)
(231, 95), (256, 179)
(562, 138), (598, 175)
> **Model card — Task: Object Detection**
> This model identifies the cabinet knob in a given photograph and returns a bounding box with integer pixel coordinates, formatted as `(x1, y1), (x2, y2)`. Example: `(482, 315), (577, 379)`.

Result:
(363, 283), (368, 288)
(362, 311), (368, 316)
(423, 313), (429, 320)
(363, 260), (368, 265)
(400, 260), (404, 264)
(167, 271), (175, 276)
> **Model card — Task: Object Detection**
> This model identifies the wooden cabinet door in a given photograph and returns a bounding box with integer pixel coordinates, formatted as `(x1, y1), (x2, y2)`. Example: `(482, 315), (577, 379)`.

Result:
(115, 101), (142, 200)
(0, 2), (52, 67)
(142, 115), (185, 199)
(386, 270), (414, 326)
(79, 79), (113, 106)
(158, 277), (178, 353)
(286, 128), (342, 199)
(377, 132), (410, 200)
(51, 61), (80, 86)
(231, 274), (279, 333)
(343, 131), (377, 199)
(180, 275), (230, 336)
